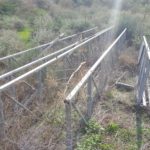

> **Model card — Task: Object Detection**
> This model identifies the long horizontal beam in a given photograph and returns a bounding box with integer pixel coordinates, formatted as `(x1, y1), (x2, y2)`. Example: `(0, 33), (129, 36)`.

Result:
(0, 42), (78, 80)
(0, 39), (57, 62)
(0, 35), (94, 79)
(65, 28), (126, 102)
(60, 27), (97, 41)
(0, 27), (97, 62)
(0, 26), (113, 92)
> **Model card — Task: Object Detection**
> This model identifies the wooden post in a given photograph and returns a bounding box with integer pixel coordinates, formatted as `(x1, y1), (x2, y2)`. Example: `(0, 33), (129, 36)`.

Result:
(8, 58), (17, 111)
(65, 101), (73, 150)
(63, 56), (67, 82)
(87, 76), (93, 119)
(138, 57), (150, 105)
(37, 70), (44, 101)
(0, 92), (4, 138)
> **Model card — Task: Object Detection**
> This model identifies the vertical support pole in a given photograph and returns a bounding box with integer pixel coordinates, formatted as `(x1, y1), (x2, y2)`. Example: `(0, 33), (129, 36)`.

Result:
(43, 60), (47, 80)
(87, 76), (93, 119)
(63, 56), (67, 82)
(136, 104), (142, 150)
(0, 92), (4, 138)
(65, 101), (73, 150)
(8, 58), (17, 111)
(138, 43), (144, 65)
(87, 42), (94, 66)
(37, 70), (44, 101)
(108, 29), (111, 44)
(81, 33), (83, 41)
(138, 57), (150, 105)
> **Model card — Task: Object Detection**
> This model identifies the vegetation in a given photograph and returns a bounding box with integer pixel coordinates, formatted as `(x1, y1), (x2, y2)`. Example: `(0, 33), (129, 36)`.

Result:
(0, 0), (149, 52)
(0, 0), (150, 149)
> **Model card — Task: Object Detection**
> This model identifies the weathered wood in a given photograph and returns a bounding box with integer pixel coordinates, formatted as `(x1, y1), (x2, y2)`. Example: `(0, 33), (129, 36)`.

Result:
(65, 102), (73, 150)
(87, 76), (93, 119)
(3, 92), (33, 114)
(72, 102), (88, 125)
(115, 82), (134, 91)
(0, 92), (4, 138)
(136, 36), (150, 106)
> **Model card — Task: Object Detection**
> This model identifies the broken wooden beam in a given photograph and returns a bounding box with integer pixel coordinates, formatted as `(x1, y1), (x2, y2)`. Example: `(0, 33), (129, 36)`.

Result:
(115, 82), (134, 91)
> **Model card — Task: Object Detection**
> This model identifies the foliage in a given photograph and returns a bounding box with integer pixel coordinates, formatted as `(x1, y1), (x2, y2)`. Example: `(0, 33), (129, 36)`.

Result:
(85, 119), (104, 134)
(117, 14), (141, 45)
(73, 0), (93, 6)
(118, 128), (135, 143)
(0, 16), (26, 30)
(18, 28), (31, 43)
(35, 0), (51, 10)
(0, 29), (25, 56)
(77, 133), (102, 150)
(52, 17), (63, 33)
(76, 120), (114, 150)
(0, 0), (20, 15)
(106, 122), (120, 134)
(105, 90), (114, 99)
(68, 20), (91, 33)
(0, 0), (150, 149)
(45, 108), (65, 126)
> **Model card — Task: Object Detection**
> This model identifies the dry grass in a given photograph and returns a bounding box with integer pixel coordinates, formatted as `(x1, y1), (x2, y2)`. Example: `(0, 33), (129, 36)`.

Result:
(119, 47), (138, 73)
(0, 73), (66, 150)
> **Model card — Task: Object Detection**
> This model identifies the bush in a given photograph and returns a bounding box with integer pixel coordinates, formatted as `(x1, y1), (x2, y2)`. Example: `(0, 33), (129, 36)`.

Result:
(14, 21), (25, 31)
(85, 119), (103, 134)
(118, 128), (135, 143)
(31, 29), (55, 45)
(77, 120), (107, 150)
(35, 0), (51, 10)
(68, 20), (91, 33)
(0, 30), (25, 56)
(117, 13), (142, 46)
(33, 14), (52, 30)
(73, 0), (93, 6)
(0, 0), (20, 15)
(99, 0), (114, 8)
(0, 16), (25, 31)
(52, 17), (63, 33)
(106, 122), (120, 134)
(18, 28), (31, 43)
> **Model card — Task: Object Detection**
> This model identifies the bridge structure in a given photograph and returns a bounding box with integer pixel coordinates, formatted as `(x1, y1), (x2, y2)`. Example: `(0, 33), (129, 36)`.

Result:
(0, 26), (136, 150)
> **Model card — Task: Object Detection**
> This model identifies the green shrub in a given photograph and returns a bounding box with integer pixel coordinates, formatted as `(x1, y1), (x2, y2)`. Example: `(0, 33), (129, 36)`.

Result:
(68, 20), (91, 33)
(105, 90), (114, 99)
(77, 133), (102, 150)
(18, 28), (31, 43)
(73, 0), (93, 6)
(106, 122), (120, 134)
(31, 29), (55, 45)
(76, 120), (105, 150)
(36, 0), (51, 10)
(0, 29), (25, 56)
(0, 16), (26, 31)
(14, 20), (25, 31)
(118, 128), (135, 143)
(52, 17), (63, 33)
(117, 13), (142, 46)
(0, 0), (20, 15)
(100, 144), (114, 150)
(85, 119), (103, 134)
